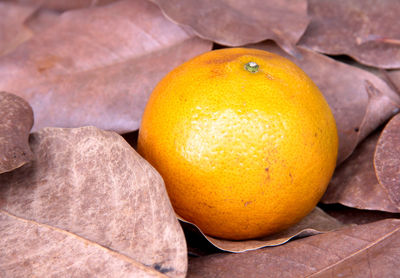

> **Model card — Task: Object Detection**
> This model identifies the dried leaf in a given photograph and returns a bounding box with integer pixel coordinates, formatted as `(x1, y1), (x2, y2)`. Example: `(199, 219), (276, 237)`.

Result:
(0, 91), (33, 174)
(0, 0), (212, 133)
(188, 219), (400, 278)
(180, 207), (343, 253)
(181, 221), (222, 257)
(0, 210), (168, 278)
(322, 130), (400, 213)
(0, 126), (187, 277)
(149, 0), (309, 55)
(249, 42), (400, 163)
(321, 204), (400, 226)
(375, 113), (400, 206)
(387, 70), (400, 96)
(25, 7), (61, 35)
(3, 0), (116, 11)
(0, 3), (61, 55)
(0, 2), (36, 55)
(299, 0), (400, 69)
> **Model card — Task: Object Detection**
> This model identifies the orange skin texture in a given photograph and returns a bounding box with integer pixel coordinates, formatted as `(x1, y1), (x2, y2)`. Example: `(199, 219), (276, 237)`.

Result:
(138, 48), (338, 240)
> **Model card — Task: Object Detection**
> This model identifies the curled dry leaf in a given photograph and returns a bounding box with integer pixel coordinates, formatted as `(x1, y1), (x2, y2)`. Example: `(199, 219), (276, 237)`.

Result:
(322, 130), (400, 213)
(149, 0), (309, 55)
(299, 0), (400, 69)
(180, 207), (343, 253)
(249, 42), (400, 163)
(0, 91), (33, 174)
(188, 219), (400, 278)
(375, 113), (400, 207)
(0, 2), (36, 55)
(0, 126), (187, 277)
(0, 0), (212, 133)
(0, 211), (168, 278)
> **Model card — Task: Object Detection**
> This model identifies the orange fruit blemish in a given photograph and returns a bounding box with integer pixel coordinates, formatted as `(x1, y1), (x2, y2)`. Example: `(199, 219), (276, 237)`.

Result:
(138, 48), (338, 240)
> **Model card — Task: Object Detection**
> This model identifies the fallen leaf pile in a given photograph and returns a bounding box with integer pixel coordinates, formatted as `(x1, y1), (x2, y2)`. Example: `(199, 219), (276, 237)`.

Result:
(0, 0), (399, 277)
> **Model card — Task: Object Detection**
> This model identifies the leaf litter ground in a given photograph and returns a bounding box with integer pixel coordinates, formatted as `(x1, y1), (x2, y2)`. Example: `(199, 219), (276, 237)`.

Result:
(0, 0), (400, 277)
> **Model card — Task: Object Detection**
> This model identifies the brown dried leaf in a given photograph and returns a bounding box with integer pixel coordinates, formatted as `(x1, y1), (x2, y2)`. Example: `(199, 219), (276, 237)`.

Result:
(249, 42), (400, 163)
(149, 0), (309, 55)
(0, 3), (61, 55)
(3, 0), (116, 11)
(0, 2), (36, 55)
(25, 7), (61, 35)
(0, 210), (168, 278)
(0, 91), (33, 174)
(387, 70), (400, 96)
(0, 126), (187, 277)
(188, 219), (400, 278)
(321, 204), (400, 226)
(180, 207), (343, 252)
(375, 113), (400, 206)
(299, 0), (400, 69)
(322, 130), (400, 213)
(0, 0), (212, 133)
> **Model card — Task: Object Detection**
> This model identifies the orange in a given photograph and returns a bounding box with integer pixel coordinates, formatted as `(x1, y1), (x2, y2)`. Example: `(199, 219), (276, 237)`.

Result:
(137, 48), (338, 240)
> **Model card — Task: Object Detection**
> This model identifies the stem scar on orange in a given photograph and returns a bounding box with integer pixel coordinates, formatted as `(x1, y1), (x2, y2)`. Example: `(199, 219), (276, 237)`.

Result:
(137, 48), (338, 240)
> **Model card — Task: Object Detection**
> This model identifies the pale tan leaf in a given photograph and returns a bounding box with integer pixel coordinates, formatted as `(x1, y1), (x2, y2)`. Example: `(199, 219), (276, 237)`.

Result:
(0, 210), (168, 278)
(0, 126), (187, 277)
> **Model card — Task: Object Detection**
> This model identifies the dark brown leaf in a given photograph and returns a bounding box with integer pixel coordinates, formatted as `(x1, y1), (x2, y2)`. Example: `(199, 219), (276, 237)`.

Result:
(0, 91), (33, 174)
(249, 42), (400, 163)
(188, 219), (400, 278)
(0, 2), (36, 55)
(0, 126), (187, 277)
(0, 210), (168, 278)
(299, 0), (400, 69)
(180, 207), (343, 252)
(375, 113), (400, 206)
(0, 0), (212, 133)
(149, 0), (309, 55)
(322, 130), (400, 213)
